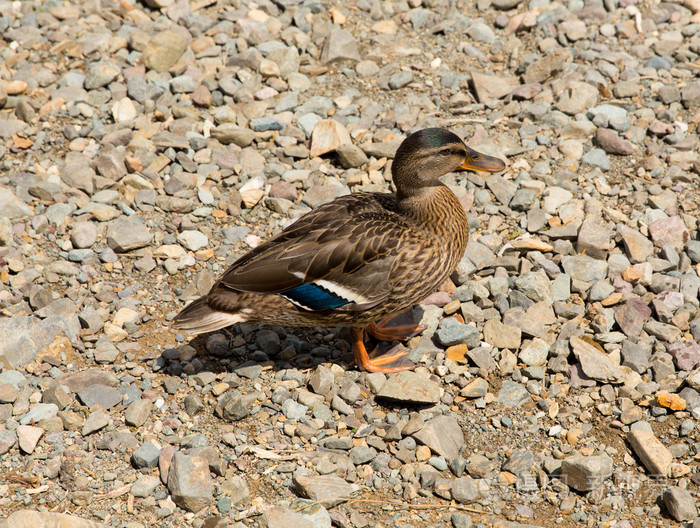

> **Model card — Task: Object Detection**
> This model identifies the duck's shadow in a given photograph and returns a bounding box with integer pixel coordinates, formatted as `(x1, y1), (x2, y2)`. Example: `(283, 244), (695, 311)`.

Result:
(158, 324), (355, 379)
(156, 306), (430, 379)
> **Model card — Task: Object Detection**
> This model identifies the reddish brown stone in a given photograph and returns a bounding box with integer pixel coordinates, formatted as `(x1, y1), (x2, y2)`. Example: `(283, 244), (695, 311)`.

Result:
(648, 216), (690, 251)
(594, 128), (634, 155)
(667, 340), (700, 371)
(615, 298), (652, 337)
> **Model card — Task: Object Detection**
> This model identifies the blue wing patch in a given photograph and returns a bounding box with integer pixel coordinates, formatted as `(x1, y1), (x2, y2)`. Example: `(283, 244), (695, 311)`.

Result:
(281, 283), (350, 311)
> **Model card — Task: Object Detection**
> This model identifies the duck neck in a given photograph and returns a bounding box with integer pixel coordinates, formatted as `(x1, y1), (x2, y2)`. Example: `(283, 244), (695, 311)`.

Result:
(396, 184), (469, 251)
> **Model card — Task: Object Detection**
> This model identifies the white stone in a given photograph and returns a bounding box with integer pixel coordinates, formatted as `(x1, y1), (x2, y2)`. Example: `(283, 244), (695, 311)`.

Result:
(177, 230), (209, 252)
(543, 186), (574, 214)
(111, 98), (137, 123)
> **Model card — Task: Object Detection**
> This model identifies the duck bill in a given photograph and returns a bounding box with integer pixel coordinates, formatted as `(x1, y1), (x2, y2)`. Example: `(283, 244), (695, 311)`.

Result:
(457, 147), (506, 173)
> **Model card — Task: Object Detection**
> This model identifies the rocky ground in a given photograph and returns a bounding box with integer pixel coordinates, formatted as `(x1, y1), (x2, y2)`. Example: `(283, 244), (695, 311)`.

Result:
(1, 0), (700, 527)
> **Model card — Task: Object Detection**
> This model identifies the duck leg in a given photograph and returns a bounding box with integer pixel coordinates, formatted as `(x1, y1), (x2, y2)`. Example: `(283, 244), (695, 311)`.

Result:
(352, 329), (415, 373)
(365, 309), (425, 342)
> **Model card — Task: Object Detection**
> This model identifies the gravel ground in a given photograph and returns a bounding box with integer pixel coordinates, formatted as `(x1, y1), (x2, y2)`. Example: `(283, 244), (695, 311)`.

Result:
(1, 0), (700, 527)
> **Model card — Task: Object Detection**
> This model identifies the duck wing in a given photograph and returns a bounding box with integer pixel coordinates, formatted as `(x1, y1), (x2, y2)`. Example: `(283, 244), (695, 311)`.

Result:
(213, 193), (412, 312)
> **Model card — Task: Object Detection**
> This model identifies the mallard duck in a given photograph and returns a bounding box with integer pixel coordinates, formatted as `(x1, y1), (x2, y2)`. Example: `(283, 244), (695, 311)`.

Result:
(173, 128), (505, 373)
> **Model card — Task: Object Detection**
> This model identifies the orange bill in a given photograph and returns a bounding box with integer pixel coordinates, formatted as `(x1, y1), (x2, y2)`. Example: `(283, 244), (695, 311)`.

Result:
(457, 146), (506, 173)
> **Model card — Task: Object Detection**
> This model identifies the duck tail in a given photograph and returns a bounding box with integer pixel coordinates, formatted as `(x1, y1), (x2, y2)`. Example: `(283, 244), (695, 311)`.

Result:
(171, 297), (247, 334)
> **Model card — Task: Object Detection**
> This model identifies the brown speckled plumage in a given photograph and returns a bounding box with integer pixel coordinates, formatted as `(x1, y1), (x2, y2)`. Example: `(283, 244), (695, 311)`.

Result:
(173, 128), (505, 336)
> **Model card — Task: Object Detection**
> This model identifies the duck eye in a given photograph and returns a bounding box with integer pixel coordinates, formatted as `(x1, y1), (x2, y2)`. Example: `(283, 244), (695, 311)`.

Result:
(439, 149), (451, 156)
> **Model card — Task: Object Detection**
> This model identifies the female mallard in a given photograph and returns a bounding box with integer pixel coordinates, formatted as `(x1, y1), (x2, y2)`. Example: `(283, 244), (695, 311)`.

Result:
(173, 128), (505, 373)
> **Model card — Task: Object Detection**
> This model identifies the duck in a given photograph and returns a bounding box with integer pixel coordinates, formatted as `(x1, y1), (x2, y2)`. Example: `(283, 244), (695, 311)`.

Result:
(172, 128), (505, 373)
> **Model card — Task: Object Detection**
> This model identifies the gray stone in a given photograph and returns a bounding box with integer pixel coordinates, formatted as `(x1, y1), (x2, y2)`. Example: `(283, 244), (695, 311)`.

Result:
(562, 255), (608, 282)
(82, 409), (110, 435)
(45, 203), (75, 225)
(523, 48), (572, 84)
(409, 8), (432, 28)
(571, 337), (623, 383)
(557, 82), (598, 115)
(356, 60), (379, 78)
(19, 403), (58, 425)
(376, 371), (440, 404)
(519, 338), (549, 366)
(515, 271), (553, 304)
(436, 316), (479, 347)
(589, 280), (615, 301)
(581, 148), (610, 170)
(167, 452), (213, 512)
(170, 74), (197, 93)
(350, 444), (376, 465)
(250, 117), (284, 132)
(486, 174), (517, 206)
(282, 399), (308, 420)
(644, 320), (682, 342)
(464, 241), (496, 270)
(451, 512), (473, 528)
(331, 394), (353, 416)
(495, 379), (531, 407)
(359, 139), (403, 160)
(293, 474), (357, 507)
(2, 511), (108, 528)
(223, 475), (250, 505)
(680, 387), (700, 411)
(152, 131), (190, 149)
(0, 315), (80, 369)
(483, 319), (522, 350)
(681, 82), (700, 109)
(388, 71), (413, 90)
(618, 225), (655, 263)
(336, 144), (368, 169)
(577, 217), (613, 259)
(451, 476), (479, 504)
(264, 506), (315, 528)
(142, 30), (188, 72)
(621, 340), (650, 373)
(71, 221), (98, 249)
(560, 455), (613, 491)
(0, 187), (33, 219)
(687, 241), (700, 263)
(131, 475), (161, 498)
(77, 384), (122, 409)
(321, 29), (360, 63)
(132, 441), (162, 469)
(413, 415), (464, 460)
(94, 338), (119, 364)
(0, 429), (17, 455)
(107, 217), (152, 253)
(467, 23), (495, 43)
(84, 61), (120, 89)
(627, 429), (673, 477)
(302, 182), (350, 208)
(308, 366), (335, 396)
(663, 486), (698, 521)
(215, 392), (249, 421)
(177, 230), (208, 251)
(510, 188), (537, 211)
(124, 399), (153, 427)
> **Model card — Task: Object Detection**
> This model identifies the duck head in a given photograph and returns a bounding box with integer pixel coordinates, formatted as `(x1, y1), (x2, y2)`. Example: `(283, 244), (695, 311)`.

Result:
(392, 128), (505, 198)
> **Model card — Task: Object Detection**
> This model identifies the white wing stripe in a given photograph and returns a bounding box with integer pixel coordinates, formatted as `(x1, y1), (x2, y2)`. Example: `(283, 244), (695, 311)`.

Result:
(315, 280), (370, 304)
